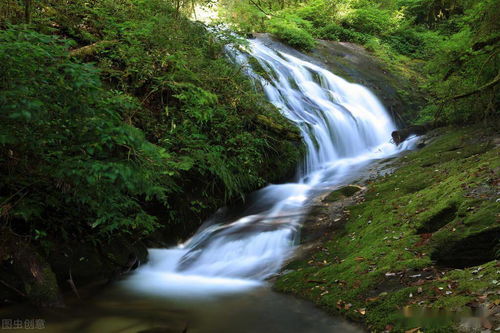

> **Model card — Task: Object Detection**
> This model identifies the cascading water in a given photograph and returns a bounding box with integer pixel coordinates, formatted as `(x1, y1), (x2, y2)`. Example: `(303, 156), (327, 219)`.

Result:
(125, 38), (417, 298)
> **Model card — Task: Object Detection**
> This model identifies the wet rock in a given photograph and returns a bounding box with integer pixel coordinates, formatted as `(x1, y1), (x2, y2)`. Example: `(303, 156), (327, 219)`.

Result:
(392, 124), (434, 145)
(48, 237), (149, 290)
(324, 185), (363, 202)
(416, 140), (426, 149)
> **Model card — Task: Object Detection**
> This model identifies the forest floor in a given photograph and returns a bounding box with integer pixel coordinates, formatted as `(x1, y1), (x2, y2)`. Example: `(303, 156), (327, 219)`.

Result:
(274, 125), (500, 333)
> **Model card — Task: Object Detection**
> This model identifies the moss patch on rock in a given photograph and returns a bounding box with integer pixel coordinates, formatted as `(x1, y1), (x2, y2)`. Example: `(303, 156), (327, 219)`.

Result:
(274, 125), (500, 332)
(324, 185), (363, 202)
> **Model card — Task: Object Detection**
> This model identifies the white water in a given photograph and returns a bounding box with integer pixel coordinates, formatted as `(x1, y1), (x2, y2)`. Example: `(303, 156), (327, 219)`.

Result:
(125, 39), (417, 298)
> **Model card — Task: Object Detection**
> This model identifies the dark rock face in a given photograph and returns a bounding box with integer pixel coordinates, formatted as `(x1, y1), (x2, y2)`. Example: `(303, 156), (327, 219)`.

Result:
(432, 227), (500, 268)
(0, 230), (63, 307)
(254, 33), (425, 126)
(0, 231), (148, 307)
(48, 237), (149, 291)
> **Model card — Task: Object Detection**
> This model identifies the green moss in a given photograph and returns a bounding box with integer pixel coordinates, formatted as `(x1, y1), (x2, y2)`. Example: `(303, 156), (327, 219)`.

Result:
(275, 126), (499, 332)
(324, 185), (362, 202)
(247, 56), (275, 82)
(255, 114), (302, 141)
(26, 266), (61, 306)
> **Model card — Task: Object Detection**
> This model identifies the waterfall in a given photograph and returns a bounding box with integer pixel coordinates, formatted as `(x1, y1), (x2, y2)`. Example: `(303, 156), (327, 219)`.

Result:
(125, 39), (417, 298)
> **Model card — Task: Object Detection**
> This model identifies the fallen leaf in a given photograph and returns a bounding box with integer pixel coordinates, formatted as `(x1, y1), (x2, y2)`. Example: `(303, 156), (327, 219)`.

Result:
(358, 308), (366, 315)
(366, 297), (379, 302)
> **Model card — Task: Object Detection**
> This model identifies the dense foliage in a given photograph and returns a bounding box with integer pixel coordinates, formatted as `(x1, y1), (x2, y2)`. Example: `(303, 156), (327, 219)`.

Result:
(0, 0), (301, 247)
(0, 28), (168, 241)
(219, 0), (499, 124)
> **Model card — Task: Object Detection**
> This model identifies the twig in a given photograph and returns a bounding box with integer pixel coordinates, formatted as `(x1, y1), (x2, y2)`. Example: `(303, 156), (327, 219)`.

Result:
(67, 267), (80, 299)
(451, 72), (500, 100)
(0, 279), (26, 298)
(248, 0), (282, 18)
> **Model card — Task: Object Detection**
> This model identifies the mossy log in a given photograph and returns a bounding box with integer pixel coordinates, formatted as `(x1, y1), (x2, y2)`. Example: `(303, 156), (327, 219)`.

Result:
(69, 40), (118, 58)
(391, 123), (435, 145)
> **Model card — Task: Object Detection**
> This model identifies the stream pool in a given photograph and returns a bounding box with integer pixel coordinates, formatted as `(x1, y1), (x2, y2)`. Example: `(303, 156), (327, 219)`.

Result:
(1, 284), (364, 333)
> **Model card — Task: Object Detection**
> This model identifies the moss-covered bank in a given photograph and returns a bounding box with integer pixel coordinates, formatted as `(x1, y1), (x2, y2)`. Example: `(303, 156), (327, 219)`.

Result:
(275, 125), (500, 332)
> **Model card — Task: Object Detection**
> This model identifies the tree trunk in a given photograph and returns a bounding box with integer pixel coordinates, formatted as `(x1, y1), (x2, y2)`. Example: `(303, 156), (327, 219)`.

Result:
(24, 0), (31, 24)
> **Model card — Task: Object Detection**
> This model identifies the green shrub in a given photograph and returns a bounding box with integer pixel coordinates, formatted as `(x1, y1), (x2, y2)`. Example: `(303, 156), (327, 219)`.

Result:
(315, 23), (369, 43)
(384, 27), (442, 58)
(268, 17), (316, 50)
(0, 28), (168, 239)
(345, 7), (393, 34)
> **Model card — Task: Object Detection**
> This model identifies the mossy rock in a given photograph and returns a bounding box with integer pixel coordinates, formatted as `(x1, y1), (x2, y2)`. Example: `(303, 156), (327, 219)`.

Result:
(255, 114), (302, 140)
(0, 230), (63, 307)
(247, 56), (274, 82)
(323, 185), (362, 202)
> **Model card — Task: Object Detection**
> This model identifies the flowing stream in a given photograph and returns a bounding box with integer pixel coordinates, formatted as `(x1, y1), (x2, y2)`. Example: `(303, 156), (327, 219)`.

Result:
(3, 39), (417, 333)
(124, 39), (416, 296)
